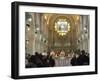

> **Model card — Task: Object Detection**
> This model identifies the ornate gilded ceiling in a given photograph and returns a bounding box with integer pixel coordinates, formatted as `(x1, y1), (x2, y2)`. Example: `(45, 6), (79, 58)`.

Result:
(41, 13), (80, 49)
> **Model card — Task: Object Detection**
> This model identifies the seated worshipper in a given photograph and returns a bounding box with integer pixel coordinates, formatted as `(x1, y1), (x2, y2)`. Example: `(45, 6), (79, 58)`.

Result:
(26, 55), (37, 68)
(25, 53), (30, 65)
(41, 51), (50, 67)
(31, 52), (44, 67)
(71, 53), (79, 66)
(77, 50), (89, 65)
(46, 52), (55, 67)
(85, 52), (89, 65)
(55, 50), (71, 67)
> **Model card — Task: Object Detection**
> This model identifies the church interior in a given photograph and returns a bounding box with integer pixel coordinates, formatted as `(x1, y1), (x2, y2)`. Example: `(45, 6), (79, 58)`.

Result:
(25, 12), (90, 68)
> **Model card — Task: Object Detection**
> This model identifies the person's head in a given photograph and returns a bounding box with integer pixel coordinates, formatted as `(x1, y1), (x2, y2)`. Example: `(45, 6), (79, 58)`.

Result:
(39, 53), (42, 55)
(86, 52), (89, 56)
(35, 52), (39, 55)
(81, 50), (85, 55)
(29, 55), (35, 63)
(75, 54), (79, 58)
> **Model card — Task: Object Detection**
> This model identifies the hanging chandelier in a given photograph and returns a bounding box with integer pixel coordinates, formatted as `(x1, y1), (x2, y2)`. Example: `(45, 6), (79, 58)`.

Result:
(54, 19), (71, 36)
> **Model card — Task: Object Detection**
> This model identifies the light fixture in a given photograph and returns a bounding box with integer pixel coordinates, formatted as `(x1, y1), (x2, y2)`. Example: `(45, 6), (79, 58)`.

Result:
(26, 24), (30, 31)
(26, 40), (29, 44)
(76, 16), (79, 20)
(81, 34), (84, 39)
(84, 25), (88, 34)
(44, 15), (47, 20)
(68, 23), (70, 31)
(27, 27), (30, 31)
(36, 27), (40, 31)
(84, 26), (87, 31)
(47, 21), (49, 24)
(28, 18), (32, 22)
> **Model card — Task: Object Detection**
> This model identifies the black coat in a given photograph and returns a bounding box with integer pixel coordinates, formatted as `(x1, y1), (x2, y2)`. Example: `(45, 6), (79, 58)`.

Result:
(48, 57), (55, 67)
(71, 57), (78, 66)
(77, 54), (89, 65)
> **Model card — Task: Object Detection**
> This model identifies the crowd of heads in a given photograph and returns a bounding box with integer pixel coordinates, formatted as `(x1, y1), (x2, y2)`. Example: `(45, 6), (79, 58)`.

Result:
(71, 50), (89, 66)
(25, 52), (55, 68)
(25, 49), (89, 68)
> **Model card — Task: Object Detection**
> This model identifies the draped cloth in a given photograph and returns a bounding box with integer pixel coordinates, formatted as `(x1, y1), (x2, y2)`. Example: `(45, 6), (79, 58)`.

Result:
(55, 57), (71, 67)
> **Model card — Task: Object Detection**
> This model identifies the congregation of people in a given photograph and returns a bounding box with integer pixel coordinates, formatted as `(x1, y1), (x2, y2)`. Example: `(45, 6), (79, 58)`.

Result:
(70, 50), (89, 66)
(25, 50), (89, 68)
(25, 51), (55, 68)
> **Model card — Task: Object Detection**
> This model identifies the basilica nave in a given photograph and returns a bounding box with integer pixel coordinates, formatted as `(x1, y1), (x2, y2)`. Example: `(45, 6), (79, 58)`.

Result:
(25, 12), (89, 68)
